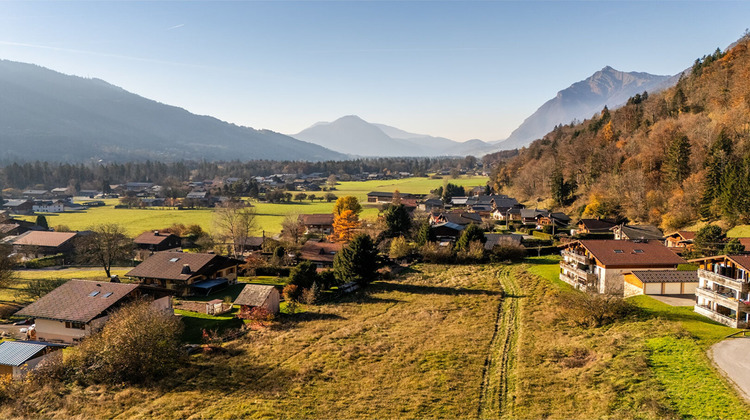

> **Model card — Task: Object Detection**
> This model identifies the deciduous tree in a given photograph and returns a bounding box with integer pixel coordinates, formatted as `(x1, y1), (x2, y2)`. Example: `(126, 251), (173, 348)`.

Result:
(75, 223), (134, 278)
(212, 202), (256, 258)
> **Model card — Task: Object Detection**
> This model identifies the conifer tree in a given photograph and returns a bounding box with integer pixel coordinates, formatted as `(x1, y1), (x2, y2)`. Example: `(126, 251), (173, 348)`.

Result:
(455, 223), (485, 252)
(415, 220), (435, 246)
(382, 204), (412, 238)
(664, 134), (692, 186)
(333, 234), (379, 285)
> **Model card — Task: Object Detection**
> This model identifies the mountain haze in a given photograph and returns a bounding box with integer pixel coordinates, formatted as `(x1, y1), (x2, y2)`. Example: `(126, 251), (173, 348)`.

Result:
(293, 116), (498, 157)
(499, 66), (678, 150)
(0, 60), (345, 162)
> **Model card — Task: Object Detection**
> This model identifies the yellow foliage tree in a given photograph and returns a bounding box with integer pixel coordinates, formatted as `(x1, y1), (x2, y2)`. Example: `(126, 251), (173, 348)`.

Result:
(331, 209), (360, 242)
(333, 196), (362, 216)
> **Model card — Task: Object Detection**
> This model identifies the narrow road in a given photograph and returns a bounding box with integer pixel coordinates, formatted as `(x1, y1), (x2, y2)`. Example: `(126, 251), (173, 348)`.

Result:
(477, 267), (520, 419)
(710, 337), (750, 402)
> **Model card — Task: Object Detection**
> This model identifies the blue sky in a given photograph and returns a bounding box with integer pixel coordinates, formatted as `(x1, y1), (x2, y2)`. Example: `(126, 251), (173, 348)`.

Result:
(0, 1), (748, 142)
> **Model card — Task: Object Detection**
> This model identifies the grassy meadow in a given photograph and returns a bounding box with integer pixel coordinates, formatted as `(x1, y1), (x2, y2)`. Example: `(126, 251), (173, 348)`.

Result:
(19, 176), (486, 236)
(8, 264), (505, 418)
(1, 267), (132, 305)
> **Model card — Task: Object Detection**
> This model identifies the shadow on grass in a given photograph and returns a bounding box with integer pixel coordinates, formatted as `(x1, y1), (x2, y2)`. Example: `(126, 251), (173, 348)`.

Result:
(279, 312), (346, 324)
(374, 281), (501, 296)
(167, 357), (299, 395)
(398, 266), (423, 275)
(179, 312), (244, 344)
(524, 257), (560, 265)
(185, 283), (247, 302)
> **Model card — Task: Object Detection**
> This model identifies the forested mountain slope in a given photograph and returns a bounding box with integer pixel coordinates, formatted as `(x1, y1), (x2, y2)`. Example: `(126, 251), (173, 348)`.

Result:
(487, 34), (750, 232)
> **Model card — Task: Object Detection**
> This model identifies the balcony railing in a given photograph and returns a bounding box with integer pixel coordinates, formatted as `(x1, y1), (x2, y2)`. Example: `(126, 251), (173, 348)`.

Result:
(698, 269), (749, 293)
(561, 250), (589, 265)
(694, 305), (746, 328)
(695, 288), (749, 311)
(560, 264), (597, 287)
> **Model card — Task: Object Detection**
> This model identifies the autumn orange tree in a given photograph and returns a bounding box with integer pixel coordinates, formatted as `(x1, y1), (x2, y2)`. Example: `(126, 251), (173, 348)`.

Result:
(331, 196), (362, 242)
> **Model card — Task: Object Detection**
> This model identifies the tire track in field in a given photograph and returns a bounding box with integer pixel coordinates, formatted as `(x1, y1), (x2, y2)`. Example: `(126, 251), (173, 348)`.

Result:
(478, 266), (520, 419)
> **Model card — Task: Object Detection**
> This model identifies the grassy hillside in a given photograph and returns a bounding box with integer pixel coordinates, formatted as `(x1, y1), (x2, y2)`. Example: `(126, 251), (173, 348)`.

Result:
(20, 176), (486, 235)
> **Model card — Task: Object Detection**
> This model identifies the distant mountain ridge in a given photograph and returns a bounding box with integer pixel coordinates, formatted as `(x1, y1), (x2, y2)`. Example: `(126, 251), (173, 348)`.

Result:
(0, 60), (345, 162)
(292, 116), (499, 157)
(498, 66), (679, 150)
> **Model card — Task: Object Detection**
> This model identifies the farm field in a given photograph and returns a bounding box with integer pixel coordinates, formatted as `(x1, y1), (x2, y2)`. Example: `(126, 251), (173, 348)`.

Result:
(19, 176), (487, 236)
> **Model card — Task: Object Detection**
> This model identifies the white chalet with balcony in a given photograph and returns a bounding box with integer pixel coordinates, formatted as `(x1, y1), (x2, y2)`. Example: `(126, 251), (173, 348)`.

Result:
(690, 255), (750, 328)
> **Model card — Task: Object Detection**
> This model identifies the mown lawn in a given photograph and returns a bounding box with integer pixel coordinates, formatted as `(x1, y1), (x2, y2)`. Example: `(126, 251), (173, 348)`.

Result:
(517, 258), (750, 418)
(20, 176), (487, 235)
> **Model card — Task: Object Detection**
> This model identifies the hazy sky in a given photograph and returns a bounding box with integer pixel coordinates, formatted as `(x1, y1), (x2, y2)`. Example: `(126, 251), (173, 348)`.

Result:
(1, 1), (748, 142)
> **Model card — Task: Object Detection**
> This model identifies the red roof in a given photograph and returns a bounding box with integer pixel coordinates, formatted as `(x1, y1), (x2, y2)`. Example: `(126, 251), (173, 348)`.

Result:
(573, 240), (686, 267)
(134, 231), (179, 246)
(299, 240), (343, 263)
(299, 214), (334, 226)
(16, 280), (139, 323)
(126, 251), (240, 281)
(11, 231), (77, 248)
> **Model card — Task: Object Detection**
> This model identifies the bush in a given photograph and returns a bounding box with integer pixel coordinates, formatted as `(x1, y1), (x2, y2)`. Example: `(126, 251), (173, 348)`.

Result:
(559, 291), (634, 327)
(65, 300), (184, 385)
(419, 242), (455, 263)
(490, 243), (527, 261)
(302, 282), (321, 305)
(289, 261), (319, 289)
(22, 254), (64, 269)
(457, 240), (485, 263)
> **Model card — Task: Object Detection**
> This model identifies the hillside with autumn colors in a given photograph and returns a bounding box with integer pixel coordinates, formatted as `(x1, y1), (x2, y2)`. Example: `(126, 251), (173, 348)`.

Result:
(486, 33), (750, 232)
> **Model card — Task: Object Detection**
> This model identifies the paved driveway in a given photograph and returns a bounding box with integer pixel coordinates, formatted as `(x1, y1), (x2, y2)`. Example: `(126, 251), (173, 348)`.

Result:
(648, 294), (696, 306)
(710, 337), (750, 402)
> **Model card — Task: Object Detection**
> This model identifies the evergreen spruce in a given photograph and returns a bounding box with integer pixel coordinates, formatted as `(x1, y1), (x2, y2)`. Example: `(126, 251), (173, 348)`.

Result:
(333, 234), (379, 285)
(455, 223), (485, 252)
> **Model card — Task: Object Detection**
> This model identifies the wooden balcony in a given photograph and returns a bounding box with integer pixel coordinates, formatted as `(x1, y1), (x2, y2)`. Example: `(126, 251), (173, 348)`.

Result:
(694, 305), (748, 328)
(560, 263), (597, 288)
(561, 250), (590, 265)
(696, 288), (750, 312)
(698, 269), (749, 293)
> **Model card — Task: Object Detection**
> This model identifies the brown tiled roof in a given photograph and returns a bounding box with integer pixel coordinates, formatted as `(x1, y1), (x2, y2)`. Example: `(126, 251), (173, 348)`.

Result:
(0, 224), (19, 235)
(299, 241), (343, 263)
(734, 238), (750, 251)
(615, 224), (664, 240)
(437, 211), (482, 226)
(11, 231), (77, 248)
(133, 231), (179, 246)
(234, 284), (277, 307)
(577, 219), (617, 232)
(126, 251), (240, 281)
(679, 231), (696, 240)
(16, 280), (139, 323)
(299, 214), (334, 226)
(630, 270), (698, 283)
(577, 240), (686, 267)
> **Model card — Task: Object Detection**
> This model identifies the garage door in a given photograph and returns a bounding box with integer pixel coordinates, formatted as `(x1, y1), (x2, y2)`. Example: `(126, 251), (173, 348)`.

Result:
(644, 283), (661, 295)
(683, 282), (697, 294)
(664, 283), (682, 294)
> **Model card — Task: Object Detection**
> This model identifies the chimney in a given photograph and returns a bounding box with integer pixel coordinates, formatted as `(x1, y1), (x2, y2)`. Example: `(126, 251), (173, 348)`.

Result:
(181, 264), (192, 275)
(110, 275), (120, 283)
(153, 230), (160, 236)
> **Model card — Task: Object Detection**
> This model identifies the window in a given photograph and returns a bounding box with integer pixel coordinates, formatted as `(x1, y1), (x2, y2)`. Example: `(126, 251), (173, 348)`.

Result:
(634, 249), (644, 254)
(102, 292), (113, 298)
(65, 321), (85, 330)
(169, 257), (180, 263)
(614, 249), (624, 254)
(88, 291), (100, 297)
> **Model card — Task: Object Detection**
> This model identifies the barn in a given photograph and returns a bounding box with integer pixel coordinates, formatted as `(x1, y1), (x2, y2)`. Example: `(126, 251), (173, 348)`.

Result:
(234, 284), (281, 316)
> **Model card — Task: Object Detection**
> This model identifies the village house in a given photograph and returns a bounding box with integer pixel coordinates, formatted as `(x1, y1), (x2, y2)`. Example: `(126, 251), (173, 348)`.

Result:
(4, 231), (80, 260)
(31, 200), (67, 213)
(133, 231), (183, 260)
(535, 212), (571, 229)
(664, 231), (696, 250)
(559, 239), (686, 294)
(1, 199), (34, 215)
(611, 224), (664, 241)
(429, 211), (482, 226)
(418, 198), (444, 212)
(690, 254), (750, 328)
(431, 222), (465, 242)
(492, 207), (522, 222)
(623, 270), (698, 297)
(366, 191), (423, 204)
(0, 341), (64, 380)
(234, 284), (281, 316)
(15, 280), (171, 344)
(126, 251), (242, 297)
(299, 240), (343, 269)
(299, 214), (335, 235)
(573, 218), (618, 235)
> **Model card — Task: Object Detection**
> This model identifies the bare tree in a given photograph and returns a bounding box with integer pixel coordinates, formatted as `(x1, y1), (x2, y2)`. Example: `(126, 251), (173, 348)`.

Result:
(0, 244), (16, 289)
(212, 202), (257, 258)
(75, 223), (134, 278)
(281, 214), (306, 245)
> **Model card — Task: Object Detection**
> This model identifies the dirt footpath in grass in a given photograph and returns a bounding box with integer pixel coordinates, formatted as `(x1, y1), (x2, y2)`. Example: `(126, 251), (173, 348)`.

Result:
(710, 337), (750, 402)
